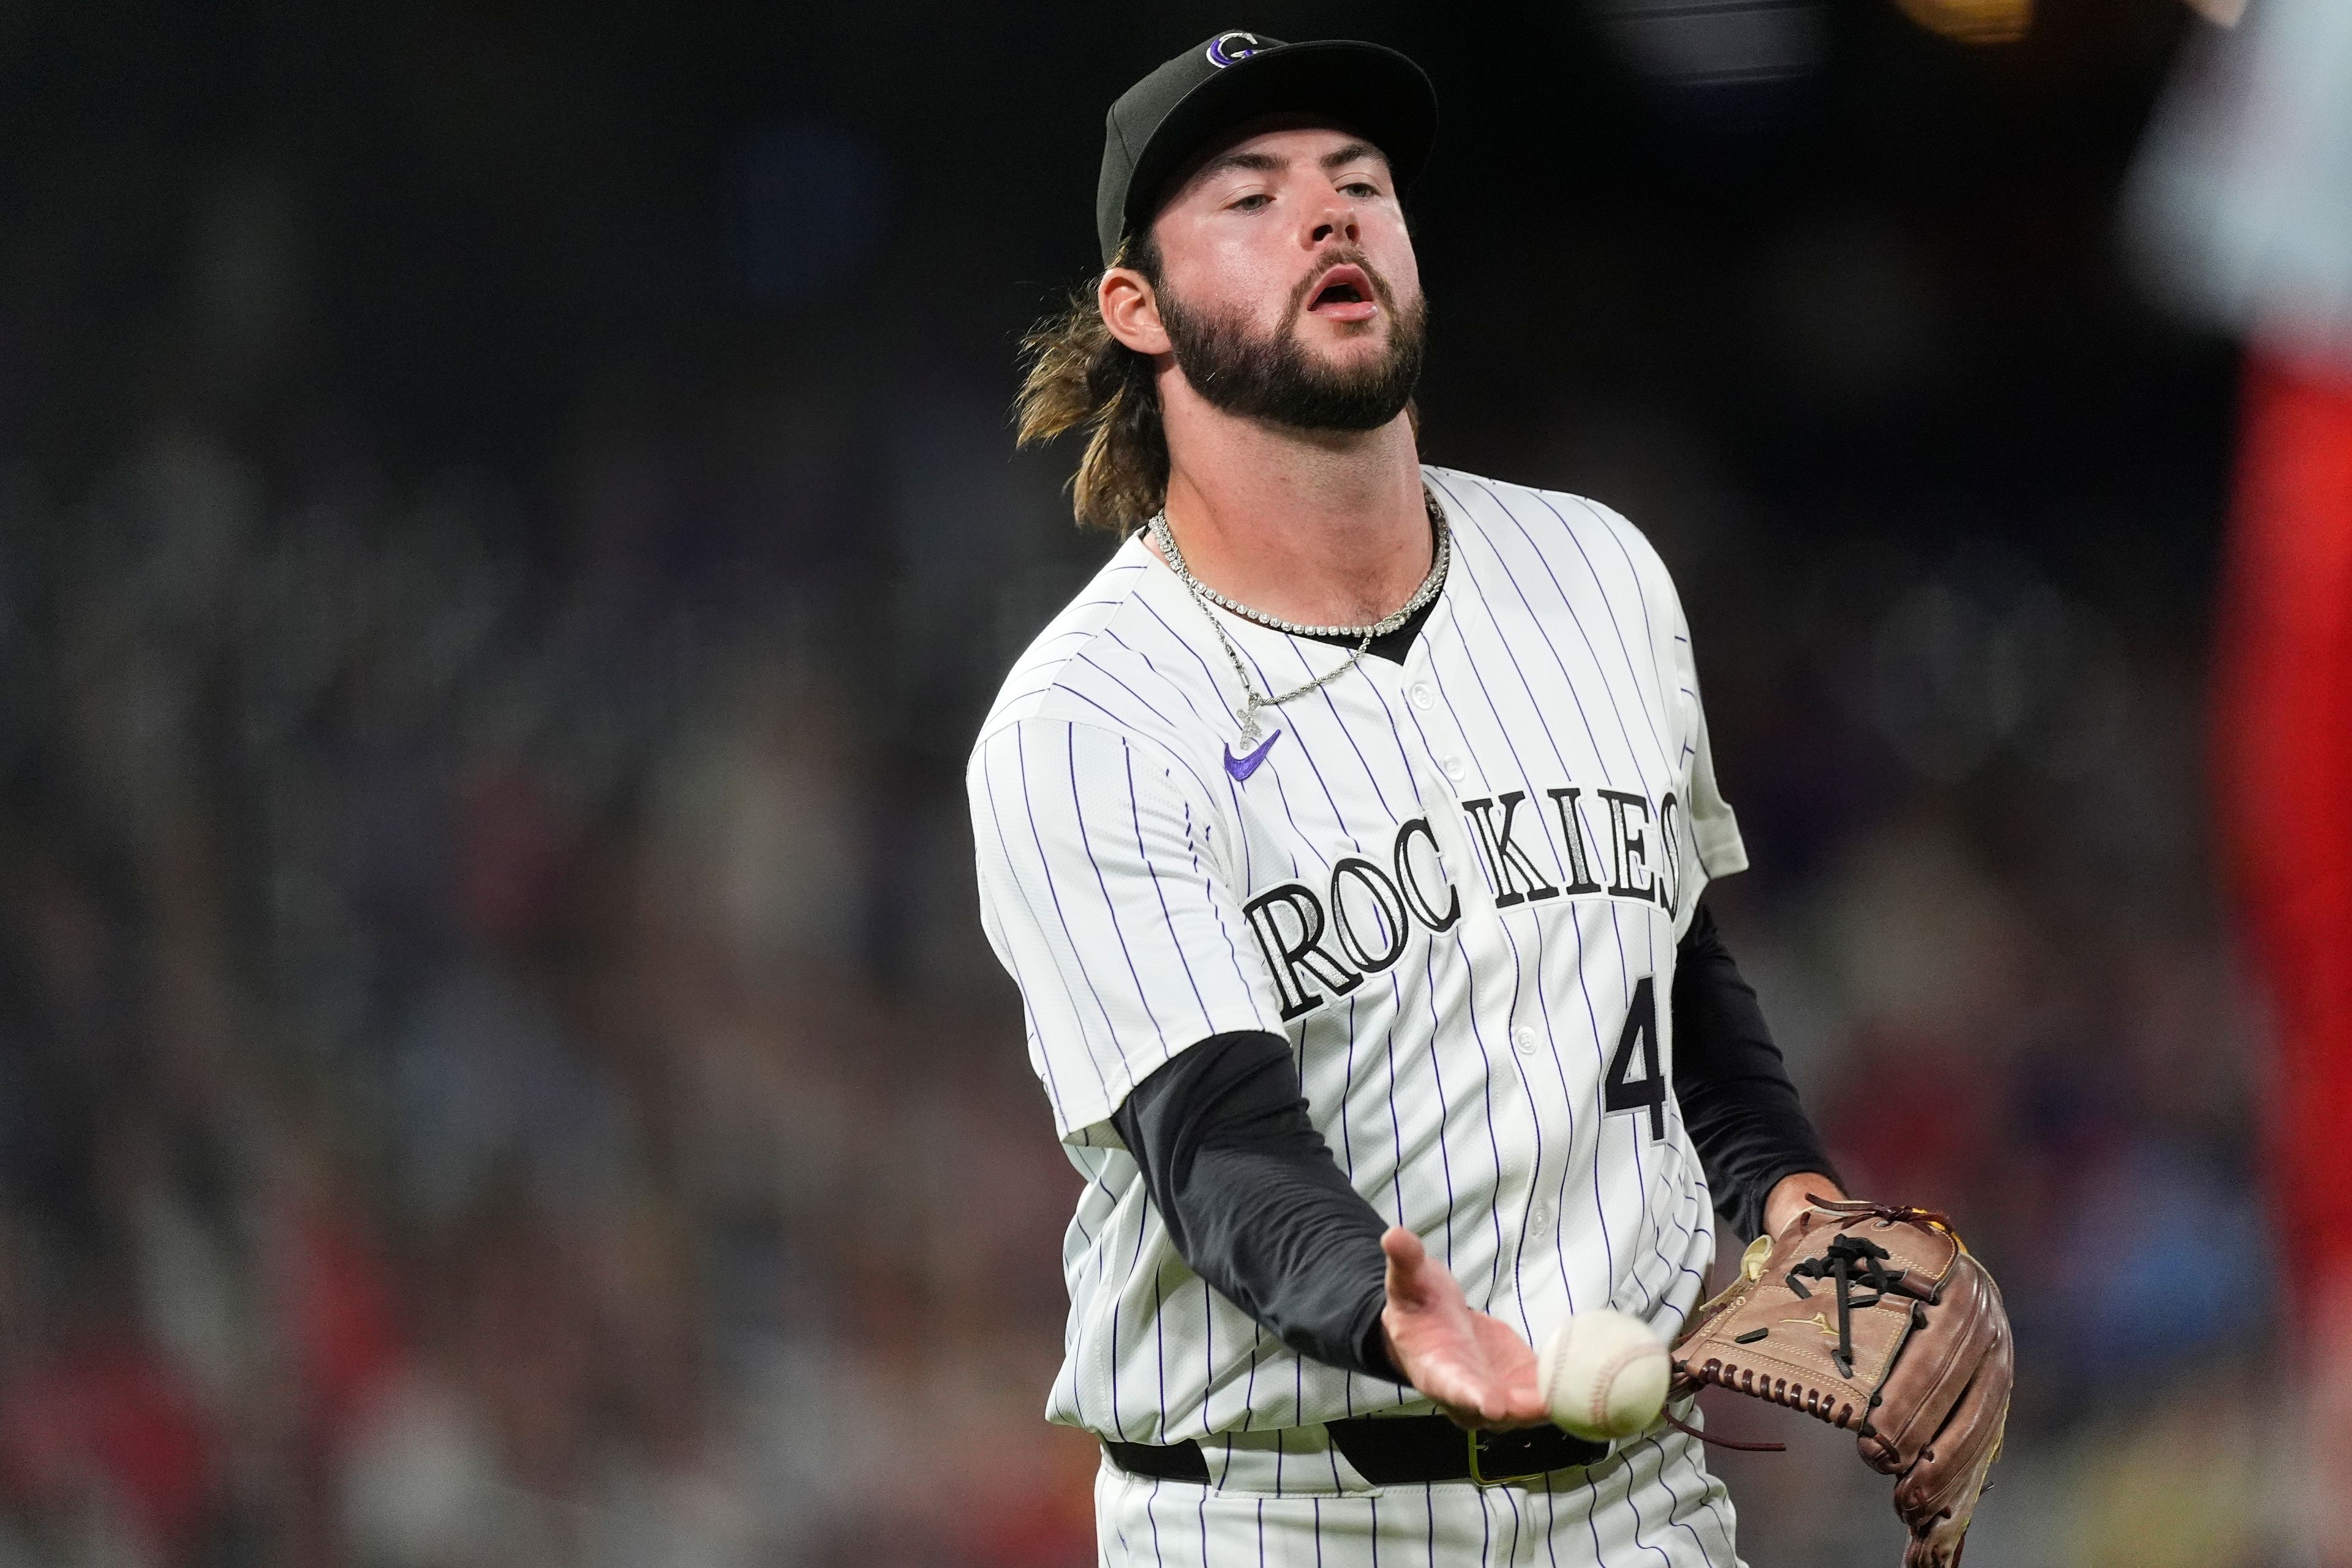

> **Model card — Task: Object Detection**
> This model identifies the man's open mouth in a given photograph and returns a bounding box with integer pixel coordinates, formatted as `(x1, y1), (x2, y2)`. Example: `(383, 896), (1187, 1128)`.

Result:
(1305, 264), (1379, 321)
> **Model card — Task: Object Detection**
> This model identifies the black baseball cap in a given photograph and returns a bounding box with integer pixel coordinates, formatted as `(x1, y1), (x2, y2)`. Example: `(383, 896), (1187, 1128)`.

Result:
(1095, 30), (1438, 265)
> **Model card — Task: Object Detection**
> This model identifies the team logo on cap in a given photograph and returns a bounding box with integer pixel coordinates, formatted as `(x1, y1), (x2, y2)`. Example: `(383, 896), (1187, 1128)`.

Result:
(1205, 31), (1267, 67)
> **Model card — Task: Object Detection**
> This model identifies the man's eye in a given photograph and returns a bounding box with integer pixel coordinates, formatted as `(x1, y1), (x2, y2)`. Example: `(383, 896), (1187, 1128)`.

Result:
(1343, 181), (1382, 198)
(1231, 192), (1272, 211)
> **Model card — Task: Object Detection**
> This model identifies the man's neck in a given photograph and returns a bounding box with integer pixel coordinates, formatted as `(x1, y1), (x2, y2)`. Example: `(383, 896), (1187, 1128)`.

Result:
(1152, 399), (1431, 630)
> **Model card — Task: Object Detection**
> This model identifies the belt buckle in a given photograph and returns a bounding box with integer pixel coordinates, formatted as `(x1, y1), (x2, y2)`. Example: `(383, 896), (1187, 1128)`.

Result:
(1465, 1427), (1551, 1487)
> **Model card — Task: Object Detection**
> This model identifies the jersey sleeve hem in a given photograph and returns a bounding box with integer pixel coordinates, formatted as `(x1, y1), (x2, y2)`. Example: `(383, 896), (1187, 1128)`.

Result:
(1043, 1005), (1295, 1142)
(969, 712), (1292, 1146)
(1693, 803), (1749, 880)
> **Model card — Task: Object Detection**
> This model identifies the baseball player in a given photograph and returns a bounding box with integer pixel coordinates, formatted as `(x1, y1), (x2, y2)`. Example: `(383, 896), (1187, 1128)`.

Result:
(970, 32), (2010, 1567)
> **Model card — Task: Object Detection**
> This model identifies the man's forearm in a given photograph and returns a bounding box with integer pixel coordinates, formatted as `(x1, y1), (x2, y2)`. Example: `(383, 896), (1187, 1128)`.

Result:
(1672, 901), (1843, 1240)
(1112, 1030), (1402, 1381)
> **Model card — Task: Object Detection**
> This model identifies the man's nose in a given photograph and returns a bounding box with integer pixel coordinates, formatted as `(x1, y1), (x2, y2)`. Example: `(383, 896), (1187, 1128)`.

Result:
(1308, 198), (1360, 247)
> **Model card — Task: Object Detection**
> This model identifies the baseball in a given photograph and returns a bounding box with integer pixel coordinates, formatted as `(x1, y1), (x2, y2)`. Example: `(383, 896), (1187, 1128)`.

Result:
(1537, 1310), (1672, 1441)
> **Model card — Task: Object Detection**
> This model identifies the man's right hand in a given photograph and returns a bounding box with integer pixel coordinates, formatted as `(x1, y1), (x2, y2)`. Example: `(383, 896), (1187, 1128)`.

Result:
(1378, 1226), (1550, 1431)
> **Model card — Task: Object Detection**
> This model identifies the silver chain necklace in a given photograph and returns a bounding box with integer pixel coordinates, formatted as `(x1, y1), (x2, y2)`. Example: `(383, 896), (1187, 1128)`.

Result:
(1146, 491), (1450, 743)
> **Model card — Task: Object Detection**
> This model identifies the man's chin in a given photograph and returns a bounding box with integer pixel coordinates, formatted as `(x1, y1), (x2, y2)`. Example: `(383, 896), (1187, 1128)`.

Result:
(1161, 292), (1424, 431)
(1263, 379), (1418, 434)
(1290, 331), (1396, 382)
(1294, 314), (1390, 347)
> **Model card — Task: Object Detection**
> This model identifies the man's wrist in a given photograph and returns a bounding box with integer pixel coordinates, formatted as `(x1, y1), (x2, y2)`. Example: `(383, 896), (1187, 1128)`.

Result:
(1360, 1291), (1406, 1382)
(1762, 1170), (1845, 1240)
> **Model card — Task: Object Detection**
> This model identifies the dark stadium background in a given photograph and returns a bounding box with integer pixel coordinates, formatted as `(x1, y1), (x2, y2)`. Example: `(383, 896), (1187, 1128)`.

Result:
(0, 4), (2272, 1565)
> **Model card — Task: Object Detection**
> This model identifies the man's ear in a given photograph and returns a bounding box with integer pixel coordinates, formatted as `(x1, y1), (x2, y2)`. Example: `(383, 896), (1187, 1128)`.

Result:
(1099, 267), (1171, 356)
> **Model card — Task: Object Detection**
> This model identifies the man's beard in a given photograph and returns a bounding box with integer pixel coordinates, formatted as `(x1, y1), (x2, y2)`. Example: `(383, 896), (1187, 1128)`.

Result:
(1158, 255), (1427, 432)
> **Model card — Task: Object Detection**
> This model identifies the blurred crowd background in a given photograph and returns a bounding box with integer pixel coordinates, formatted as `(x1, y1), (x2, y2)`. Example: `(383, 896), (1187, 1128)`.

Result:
(0, 2), (2327, 1565)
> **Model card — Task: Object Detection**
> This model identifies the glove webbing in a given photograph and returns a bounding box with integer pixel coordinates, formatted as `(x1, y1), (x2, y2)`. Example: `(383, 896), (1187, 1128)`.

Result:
(1784, 1233), (1901, 1379)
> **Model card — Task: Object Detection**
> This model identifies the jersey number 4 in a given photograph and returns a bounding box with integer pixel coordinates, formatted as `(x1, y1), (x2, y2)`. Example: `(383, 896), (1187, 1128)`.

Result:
(1604, 976), (1665, 1141)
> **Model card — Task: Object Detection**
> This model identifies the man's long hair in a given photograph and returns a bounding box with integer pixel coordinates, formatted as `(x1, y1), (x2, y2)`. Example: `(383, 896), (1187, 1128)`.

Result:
(1014, 235), (1170, 535)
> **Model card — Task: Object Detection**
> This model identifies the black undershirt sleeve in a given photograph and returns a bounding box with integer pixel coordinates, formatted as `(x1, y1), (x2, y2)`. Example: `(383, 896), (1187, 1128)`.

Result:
(1110, 1031), (1404, 1382)
(1112, 902), (1838, 1379)
(1669, 900), (1843, 1242)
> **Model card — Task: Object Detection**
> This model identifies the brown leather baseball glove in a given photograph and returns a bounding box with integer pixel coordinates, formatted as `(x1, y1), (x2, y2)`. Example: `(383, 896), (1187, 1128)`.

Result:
(1670, 1196), (2012, 1568)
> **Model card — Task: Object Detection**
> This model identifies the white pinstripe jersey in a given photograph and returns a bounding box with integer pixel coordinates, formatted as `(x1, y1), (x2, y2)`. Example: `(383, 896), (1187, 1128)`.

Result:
(968, 466), (1747, 1450)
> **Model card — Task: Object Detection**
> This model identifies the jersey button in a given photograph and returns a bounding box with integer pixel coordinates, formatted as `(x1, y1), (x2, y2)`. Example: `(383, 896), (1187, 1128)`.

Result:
(1513, 1026), (1539, 1054)
(1409, 684), (1434, 710)
(1441, 756), (1466, 782)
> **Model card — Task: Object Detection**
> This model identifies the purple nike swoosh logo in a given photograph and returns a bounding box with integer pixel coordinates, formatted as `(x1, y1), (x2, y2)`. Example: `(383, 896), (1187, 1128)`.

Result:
(1224, 729), (1281, 782)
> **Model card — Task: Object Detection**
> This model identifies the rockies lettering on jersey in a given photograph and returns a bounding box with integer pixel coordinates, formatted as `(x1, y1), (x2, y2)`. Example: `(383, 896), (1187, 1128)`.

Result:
(968, 470), (1748, 1523)
(1245, 781), (1683, 1022)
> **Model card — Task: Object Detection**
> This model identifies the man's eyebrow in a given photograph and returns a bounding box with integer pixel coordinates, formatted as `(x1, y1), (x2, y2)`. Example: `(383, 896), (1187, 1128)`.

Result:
(1192, 148), (1283, 183)
(1187, 141), (1389, 190)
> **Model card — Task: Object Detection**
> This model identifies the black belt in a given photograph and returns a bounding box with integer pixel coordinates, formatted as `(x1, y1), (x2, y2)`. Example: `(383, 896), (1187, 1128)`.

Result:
(1105, 1415), (1608, 1487)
